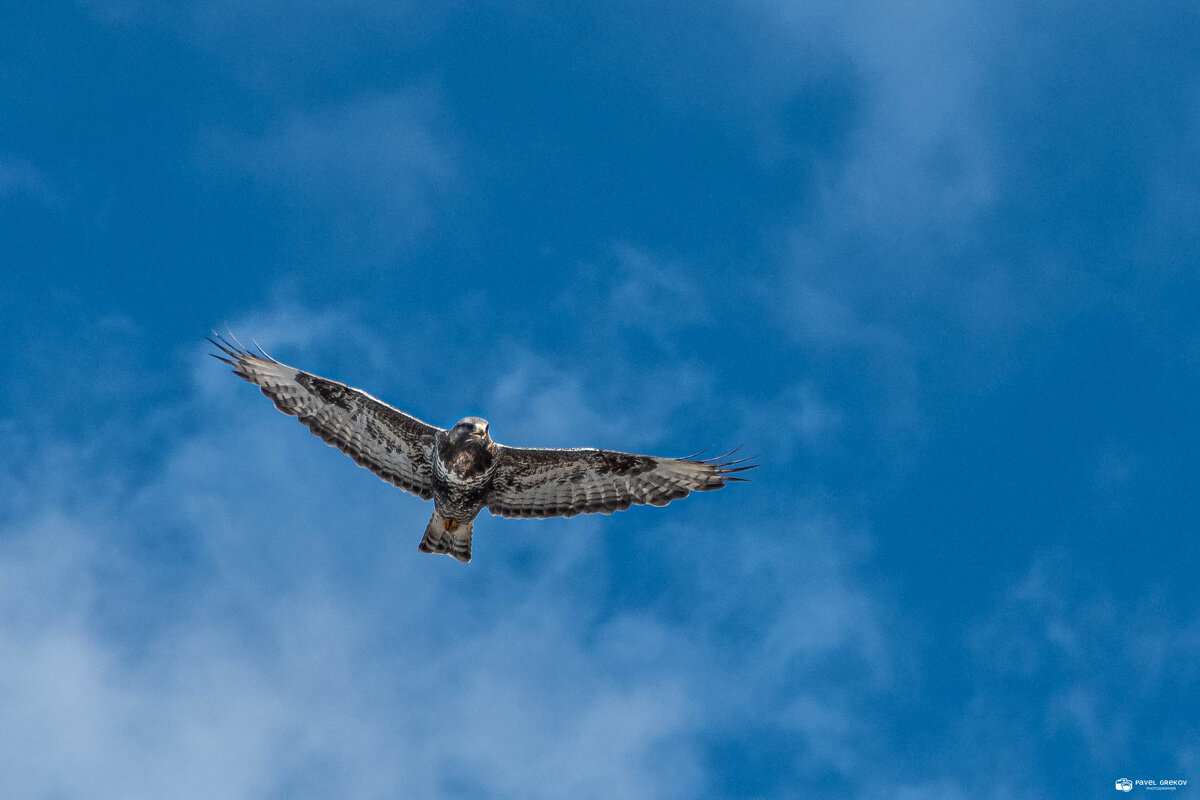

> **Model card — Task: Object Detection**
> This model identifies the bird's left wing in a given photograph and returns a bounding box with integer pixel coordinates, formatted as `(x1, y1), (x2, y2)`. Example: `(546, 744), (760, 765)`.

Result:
(209, 335), (440, 499)
(486, 445), (754, 518)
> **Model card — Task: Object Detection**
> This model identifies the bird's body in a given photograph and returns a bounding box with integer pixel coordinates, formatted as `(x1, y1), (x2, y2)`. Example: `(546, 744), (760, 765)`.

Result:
(209, 335), (753, 563)
(421, 417), (498, 560)
(432, 417), (498, 518)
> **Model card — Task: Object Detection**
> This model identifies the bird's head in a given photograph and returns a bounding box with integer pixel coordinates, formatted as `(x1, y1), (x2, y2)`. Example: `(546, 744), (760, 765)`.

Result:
(453, 416), (491, 442)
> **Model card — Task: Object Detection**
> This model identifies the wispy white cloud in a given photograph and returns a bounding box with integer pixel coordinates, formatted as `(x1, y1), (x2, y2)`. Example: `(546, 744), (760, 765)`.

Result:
(0, 154), (53, 204)
(603, 244), (710, 333)
(484, 343), (711, 452)
(967, 551), (1200, 771)
(767, 0), (997, 237)
(0, 303), (901, 798)
(748, 2), (1022, 453)
(0, 380), (698, 798)
(204, 88), (458, 259)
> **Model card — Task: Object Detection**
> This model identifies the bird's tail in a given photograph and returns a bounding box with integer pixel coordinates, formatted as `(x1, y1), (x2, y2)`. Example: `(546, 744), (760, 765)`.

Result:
(418, 511), (474, 563)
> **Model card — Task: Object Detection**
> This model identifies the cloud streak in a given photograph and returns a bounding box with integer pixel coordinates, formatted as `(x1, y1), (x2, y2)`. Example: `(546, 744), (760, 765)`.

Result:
(204, 89), (459, 260)
(0, 306), (901, 798)
(0, 154), (53, 204)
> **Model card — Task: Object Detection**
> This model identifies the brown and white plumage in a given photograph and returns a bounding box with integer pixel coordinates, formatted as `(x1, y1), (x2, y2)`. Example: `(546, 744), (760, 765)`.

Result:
(486, 447), (742, 518)
(209, 334), (754, 563)
(210, 336), (439, 499)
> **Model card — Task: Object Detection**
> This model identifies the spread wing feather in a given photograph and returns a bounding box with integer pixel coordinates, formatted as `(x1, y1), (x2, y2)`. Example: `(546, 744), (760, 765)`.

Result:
(208, 334), (440, 499)
(486, 445), (754, 518)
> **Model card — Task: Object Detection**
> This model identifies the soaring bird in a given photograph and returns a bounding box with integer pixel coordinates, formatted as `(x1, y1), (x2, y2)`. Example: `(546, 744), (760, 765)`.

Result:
(209, 334), (754, 563)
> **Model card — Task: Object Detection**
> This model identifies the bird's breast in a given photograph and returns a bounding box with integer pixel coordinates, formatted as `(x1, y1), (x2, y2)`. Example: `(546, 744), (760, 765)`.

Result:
(436, 439), (495, 482)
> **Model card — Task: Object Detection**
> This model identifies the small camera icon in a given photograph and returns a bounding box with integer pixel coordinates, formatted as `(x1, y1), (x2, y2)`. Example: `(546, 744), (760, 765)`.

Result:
(1116, 778), (1133, 792)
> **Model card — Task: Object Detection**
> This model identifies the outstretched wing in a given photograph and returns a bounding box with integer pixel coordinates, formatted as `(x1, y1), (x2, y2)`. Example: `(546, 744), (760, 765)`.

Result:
(486, 446), (754, 518)
(209, 334), (440, 499)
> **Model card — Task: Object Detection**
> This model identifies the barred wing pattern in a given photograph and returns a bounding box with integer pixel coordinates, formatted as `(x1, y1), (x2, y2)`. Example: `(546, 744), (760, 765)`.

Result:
(209, 335), (440, 499)
(486, 446), (753, 518)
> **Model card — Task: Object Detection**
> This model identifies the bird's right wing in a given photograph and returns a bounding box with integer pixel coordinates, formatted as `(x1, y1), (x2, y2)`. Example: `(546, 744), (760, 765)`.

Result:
(209, 334), (440, 499)
(486, 445), (754, 518)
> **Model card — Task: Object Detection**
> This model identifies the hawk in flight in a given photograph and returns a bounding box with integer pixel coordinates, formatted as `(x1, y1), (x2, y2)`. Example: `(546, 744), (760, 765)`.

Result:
(209, 334), (754, 563)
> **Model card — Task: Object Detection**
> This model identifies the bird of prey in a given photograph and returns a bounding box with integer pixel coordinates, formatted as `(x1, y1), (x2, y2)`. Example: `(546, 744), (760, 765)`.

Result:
(209, 334), (754, 563)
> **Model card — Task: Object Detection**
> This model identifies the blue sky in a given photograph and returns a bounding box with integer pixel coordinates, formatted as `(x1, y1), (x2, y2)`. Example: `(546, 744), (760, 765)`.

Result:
(2, 1), (1198, 797)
